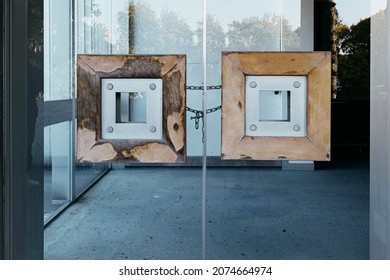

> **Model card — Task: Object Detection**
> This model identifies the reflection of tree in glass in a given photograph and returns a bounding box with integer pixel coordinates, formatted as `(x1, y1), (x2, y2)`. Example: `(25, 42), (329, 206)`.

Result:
(159, 8), (194, 54)
(116, 1), (135, 53)
(195, 15), (226, 63)
(117, 1), (194, 55)
(81, 0), (108, 53)
(282, 18), (300, 51)
(115, 2), (299, 57)
(117, 1), (160, 54)
(226, 14), (299, 51)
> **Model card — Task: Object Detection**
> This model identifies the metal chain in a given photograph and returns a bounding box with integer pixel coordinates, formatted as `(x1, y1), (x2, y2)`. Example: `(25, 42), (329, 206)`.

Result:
(186, 85), (222, 90)
(206, 105), (222, 114)
(186, 105), (222, 129)
(185, 84), (222, 129)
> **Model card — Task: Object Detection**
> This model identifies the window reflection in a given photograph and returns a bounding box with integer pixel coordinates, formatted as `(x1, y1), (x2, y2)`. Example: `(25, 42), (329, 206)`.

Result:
(44, 122), (71, 222)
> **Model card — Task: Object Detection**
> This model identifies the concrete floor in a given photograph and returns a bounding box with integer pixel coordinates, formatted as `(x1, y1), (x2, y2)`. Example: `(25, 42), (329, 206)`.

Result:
(44, 155), (369, 260)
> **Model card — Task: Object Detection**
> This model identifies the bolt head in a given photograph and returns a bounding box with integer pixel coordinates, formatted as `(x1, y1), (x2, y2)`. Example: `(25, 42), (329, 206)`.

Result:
(293, 124), (301, 132)
(149, 126), (157, 133)
(106, 126), (114, 133)
(293, 81), (301, 88)
(106, 83), (114, 90)
(149, 83), (156, 90)
(250, 124), (257, 131)
(249, 81), (257, 88)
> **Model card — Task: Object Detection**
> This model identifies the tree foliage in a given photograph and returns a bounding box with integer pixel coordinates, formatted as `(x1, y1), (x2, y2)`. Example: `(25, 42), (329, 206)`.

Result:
(28, 0), (44, 69)
(337, 17), (370, 99)
(226, 14), (299, 51)
(115, 1), (300, 59)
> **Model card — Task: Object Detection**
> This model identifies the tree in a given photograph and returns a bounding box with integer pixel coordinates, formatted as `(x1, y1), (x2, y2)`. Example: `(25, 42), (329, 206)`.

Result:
(282, 18), (300, 51)
(226, 14), (300, 51)
(28, 0), (44, 70)
(227, 14), (280, 51)
(117, 1), (194, 55)
(337, 17), (370, 99)
(116, 1), (136, 53)
(159, 8), (194, 54)
(194, 14), (226, 64)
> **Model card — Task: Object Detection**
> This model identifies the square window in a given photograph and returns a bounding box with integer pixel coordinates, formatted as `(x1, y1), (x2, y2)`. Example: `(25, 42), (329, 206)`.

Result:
(259, 90), (290, 122)
(246, 75), (307, 137)
(116, 92), (147, 124)
(101, 78), (162, 140)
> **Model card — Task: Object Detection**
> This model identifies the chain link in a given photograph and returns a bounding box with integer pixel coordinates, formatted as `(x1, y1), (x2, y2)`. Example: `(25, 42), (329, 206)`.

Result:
(206, 105), (222, 114)
(186, 85), (222, 90)
(186, 105), (222, 130)
(185, 84), (222, 129)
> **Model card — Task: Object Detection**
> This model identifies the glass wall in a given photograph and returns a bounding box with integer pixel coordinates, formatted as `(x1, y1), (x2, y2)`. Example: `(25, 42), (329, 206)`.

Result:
(43, 0), (108, 224)
(44, 0), (316, 259)
(73, 0), (305, 158)
(3, 0), (374, 261)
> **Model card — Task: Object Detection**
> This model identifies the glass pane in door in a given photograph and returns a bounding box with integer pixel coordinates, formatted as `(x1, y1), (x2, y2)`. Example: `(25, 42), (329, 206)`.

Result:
(205, 0), (306, 259)
(44, 0), (205, 260)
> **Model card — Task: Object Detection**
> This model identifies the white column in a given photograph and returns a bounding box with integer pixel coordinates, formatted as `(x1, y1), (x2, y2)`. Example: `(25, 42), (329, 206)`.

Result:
(370, 0), (390, 260)
(300, 0), (314, 51)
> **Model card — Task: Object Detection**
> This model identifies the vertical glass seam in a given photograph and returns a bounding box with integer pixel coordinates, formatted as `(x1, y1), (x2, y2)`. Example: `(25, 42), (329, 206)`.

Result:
(202, 0), (207, 261)
(70, 0), (76, 201)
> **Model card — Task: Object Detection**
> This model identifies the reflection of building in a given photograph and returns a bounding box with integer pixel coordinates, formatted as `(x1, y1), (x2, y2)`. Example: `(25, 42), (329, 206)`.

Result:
(1, 0), (388, 260)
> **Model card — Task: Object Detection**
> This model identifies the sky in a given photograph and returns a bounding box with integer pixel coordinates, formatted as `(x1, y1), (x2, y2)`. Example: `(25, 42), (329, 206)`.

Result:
(336, 0), (371, 26)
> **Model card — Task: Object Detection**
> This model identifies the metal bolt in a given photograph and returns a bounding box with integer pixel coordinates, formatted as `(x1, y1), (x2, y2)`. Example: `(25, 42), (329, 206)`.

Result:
(249, 81), (257, 88)
(149, 83), (156, 90)
(250, 124), (257, 131)
(293, 81), (301, 88)
(293, 124), (301, 132)
(106, 83), (114, 90)
(106, 126), (114, 133)
(149, 126), (157, 133)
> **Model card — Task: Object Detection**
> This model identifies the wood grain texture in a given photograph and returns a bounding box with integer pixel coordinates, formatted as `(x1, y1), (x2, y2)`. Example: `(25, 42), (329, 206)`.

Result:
(77, 55), (186, 163)
(221, 52), (331, 161)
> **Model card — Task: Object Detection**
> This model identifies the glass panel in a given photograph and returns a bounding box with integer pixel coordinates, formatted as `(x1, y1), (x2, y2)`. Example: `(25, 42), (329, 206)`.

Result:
(259, 90), (290, 121)
(370, 2), (390, 259)
(44, 122), (71, 222)
(48, 0), (205, 260)
(44, 0), (72, 101)
(205, 0), (302, 156)
(43, 0), (109, 224)
(74, 163), (107, 197)
(76, 0), (204, 153)
(76, 0), (202, 156)
(205, 0), (305, 259)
